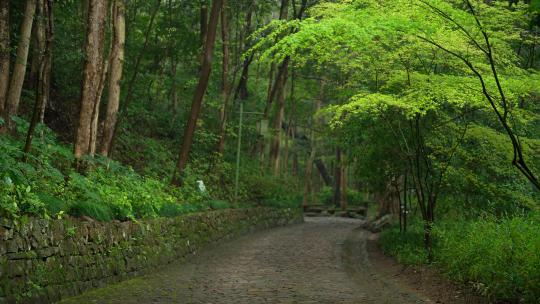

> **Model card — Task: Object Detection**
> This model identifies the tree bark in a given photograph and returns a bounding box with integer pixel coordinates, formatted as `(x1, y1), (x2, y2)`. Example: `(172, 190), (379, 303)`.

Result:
(282, 69), (293, 174)
(199, 0), (208, 66)
(233, 0), (255, 102)
(172, 0), (222, 185)
(37, 0), (52, 124)
(28, 24), (40, 90)
(402, 173), (408, 232)
(314, 158), (332, 186)
(217, 0), (230, 154)
(260, 0), (312, 167)
(268, 60), (288, 174)
(107, 0), (161, 157)
(262, 0), (309, 122)
(5, 0), (36, 129)
(340, 157), (348, 211)
(89, 39), (110, 156)
(166, 0), (179, 114)
(74, 0), (108, 162)
(0, 0), (10, 120)
(334, 148), (342, 208)
(23, 0), (53, 160)
(303, 81), (323, 207)
(100, 0), (125, 157)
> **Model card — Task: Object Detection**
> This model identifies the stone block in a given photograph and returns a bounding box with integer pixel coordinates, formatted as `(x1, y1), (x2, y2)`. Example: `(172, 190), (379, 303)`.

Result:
(37, 247), (57, 259)
(6, 250), (37, 260)
(7, 259), (26, 277)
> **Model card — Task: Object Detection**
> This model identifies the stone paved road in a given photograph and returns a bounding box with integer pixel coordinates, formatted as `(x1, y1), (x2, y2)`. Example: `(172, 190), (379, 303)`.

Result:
(60, 217), (428, 304)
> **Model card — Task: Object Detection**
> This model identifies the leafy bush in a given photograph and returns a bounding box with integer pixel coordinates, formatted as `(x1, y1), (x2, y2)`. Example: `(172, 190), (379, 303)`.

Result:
(379, 214), (540, 303)
(315, 187), (334, 205)
(159, 202), (187, 218)
(243, 172), (302, 209)
(69, 201), (114, 222)
(208, 199), (230, 210)
(435, 216), (540, 302)
(1, 118), (303, 221)
(316, 186), (368, 206)
(379, 218), (429, 265)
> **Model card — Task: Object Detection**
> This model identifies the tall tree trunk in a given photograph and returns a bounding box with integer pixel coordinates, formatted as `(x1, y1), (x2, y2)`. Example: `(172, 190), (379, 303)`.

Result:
(169, 59), (179, 112)
(292, 151), (299, 175)
(28, 24), (40, 90)
(74, 0), (108, 162)
(314, 158), (332, 186)
(89, 43), (110, 156)
(89, 5), (113, 157)
(233, 0), (255, 102)
(166, 0), (179, 114)
(260, 0), (310, 166)
(108, 0), (161, 156)
(282, 67), (296, 174)
(217, 0), (230, 154)
(5, 0), (36, 129)
(402, 173), (408, 233)
(172, 0), (222, 185)
(340, 156), (348, 211)
(23, 0), (53, 160)
(268, 62), (288, 175)
(100, 0), (125, 157)
(258, 0), (289, 163)
(263, 63), (276, 119)
(303, 81), (323, 207)
(264, 0), (289, 171)
(303, 145), (315, 208)
(199, 0), (208, 66)
(261, 0), (308, 122)
(0, 0), (10, 121)
(333, 148), (342, 208)
(38, 0), (52, 124)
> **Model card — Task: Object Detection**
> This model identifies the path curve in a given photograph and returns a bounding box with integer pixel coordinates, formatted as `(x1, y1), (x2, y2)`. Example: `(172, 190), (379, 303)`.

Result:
(60, 217), (429, 304)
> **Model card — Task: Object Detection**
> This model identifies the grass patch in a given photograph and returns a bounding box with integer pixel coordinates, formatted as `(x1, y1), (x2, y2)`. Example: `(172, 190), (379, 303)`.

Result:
(379, 214), (540, 303)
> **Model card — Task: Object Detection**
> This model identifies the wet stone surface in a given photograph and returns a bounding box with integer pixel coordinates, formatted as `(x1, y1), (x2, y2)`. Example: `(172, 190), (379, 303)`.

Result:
(60, 217), (428, 304)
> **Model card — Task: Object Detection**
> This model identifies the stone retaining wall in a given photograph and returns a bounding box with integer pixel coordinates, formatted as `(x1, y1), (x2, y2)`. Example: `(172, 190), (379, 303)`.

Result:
(0, 208), (303, 303)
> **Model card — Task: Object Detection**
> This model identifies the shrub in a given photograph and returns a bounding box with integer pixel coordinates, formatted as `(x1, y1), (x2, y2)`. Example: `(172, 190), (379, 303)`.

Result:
(1, 117), (304, 222)
(243, 173), (302, 209)
(435, 216), (540, 302)
(379, 214), (540, 303)
(316, 186), (368, 207)
(69, 201), (114, 222)
(159, 203), (184, 217)
(208, 199), (230, 210)
(379, 218), (428, 265)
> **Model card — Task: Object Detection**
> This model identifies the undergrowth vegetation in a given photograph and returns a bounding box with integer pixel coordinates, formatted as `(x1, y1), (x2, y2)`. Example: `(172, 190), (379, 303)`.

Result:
(380, 213), (540, 302)
(0, 117), (301, 221)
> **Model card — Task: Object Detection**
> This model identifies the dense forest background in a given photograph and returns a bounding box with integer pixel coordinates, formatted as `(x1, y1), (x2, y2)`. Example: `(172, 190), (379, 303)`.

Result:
(0, 0), (539, 302)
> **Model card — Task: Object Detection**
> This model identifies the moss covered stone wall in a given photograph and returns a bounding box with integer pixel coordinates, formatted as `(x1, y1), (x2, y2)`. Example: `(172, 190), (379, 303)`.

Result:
(0, 208), (303, 303)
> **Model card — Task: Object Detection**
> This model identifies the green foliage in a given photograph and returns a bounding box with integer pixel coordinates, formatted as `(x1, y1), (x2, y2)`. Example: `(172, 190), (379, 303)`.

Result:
(315, 187), (335, 206)
(379, 219), (429, 265)
(69, 201), (114, 222)
(253, 0), (540, 208)
(435, 216), (540, 302)
(208, 200), (230, 210)
(446, 125), (540, 215)
(315, 187), (367, 206)
(0, 116), (302, 221)
(380, 214), (540, 303)
(243, 172), (302, 209)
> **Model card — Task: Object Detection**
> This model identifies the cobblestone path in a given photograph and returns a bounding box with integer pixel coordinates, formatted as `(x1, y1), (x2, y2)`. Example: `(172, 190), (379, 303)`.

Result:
(60, 217), (428, 304)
